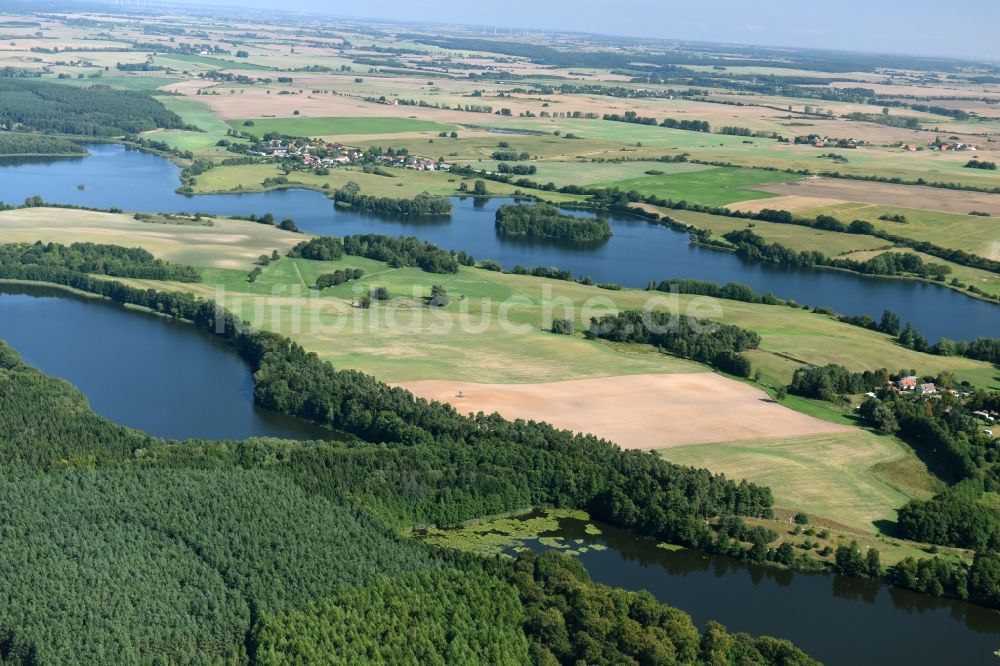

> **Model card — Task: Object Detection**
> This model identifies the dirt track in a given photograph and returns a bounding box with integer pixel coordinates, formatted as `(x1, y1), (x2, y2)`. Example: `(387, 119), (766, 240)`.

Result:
(400, 373), (851, 449)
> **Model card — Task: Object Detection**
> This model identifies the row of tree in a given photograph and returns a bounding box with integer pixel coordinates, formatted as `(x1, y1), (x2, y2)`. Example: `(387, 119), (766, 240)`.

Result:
(0, 241), (198, 282)
(587, 310), (760, 377)
(724, 228), (951, 280)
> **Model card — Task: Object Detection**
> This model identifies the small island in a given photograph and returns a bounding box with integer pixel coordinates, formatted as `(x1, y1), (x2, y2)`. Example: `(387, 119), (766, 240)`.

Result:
(495, 203), (612, 242)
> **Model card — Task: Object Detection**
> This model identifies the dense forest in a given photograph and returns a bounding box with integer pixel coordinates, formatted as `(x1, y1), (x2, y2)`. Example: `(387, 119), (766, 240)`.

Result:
(495, 204), (612, 243)
(0, 79), (185, 136)
(0, 133), (86, 156)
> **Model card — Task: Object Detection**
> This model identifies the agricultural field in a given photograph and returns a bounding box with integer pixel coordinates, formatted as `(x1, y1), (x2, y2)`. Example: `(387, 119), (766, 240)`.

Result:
(0, 7), (998, 660)
(4, 207), (994, 391)
(661, 431), (921, 532)
(597, 166), (797, 206)
(188, 161), (586, 203)
(234, 116), (456, 138)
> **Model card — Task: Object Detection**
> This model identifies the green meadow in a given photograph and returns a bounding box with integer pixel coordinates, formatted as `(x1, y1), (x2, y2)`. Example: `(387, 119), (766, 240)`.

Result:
(660, 431), (919, 532)
(598, 166), (796, 206)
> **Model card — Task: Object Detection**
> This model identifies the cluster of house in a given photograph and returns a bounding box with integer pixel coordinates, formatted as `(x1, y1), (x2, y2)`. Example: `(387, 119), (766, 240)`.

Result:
(245, 138), (451, 171)
(247, 139), (363, 165)
(894, 375), (940, 396)
(374, 154), (452, 171)
(972, 410), (998, 423)
(906, 140), (978, 152)
(793, 135), (865, 148)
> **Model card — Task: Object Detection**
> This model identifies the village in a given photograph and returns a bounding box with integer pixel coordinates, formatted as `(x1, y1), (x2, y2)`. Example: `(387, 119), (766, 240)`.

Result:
(245, 137), (451, 172)
(860, 375), (999, 437)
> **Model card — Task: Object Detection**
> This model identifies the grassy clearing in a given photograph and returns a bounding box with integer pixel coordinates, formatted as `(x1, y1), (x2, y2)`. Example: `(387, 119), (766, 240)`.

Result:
(660, 431), (921, 533)
(149, 258), (706, 383)
(141, 254), (999, 389)
(235, 116), (455, 137)
(597, 167), (796, 207)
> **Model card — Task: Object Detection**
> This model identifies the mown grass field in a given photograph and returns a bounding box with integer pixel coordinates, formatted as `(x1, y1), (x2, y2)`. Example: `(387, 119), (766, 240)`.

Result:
(146, 97), (245, 154)
(598, 167), (796, 207)
(235, 116), (455, 137)
(660, 431), (924, 533)
(476, 160), (714, 186)
(805, 202), (1000, 260)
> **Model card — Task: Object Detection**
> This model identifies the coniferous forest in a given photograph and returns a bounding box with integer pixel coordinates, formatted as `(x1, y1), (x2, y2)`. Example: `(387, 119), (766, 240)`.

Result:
(0, 79), (185, 138)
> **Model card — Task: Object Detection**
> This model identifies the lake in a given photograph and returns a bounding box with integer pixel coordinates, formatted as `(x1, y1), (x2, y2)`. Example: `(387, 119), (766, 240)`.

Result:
(518, 514), (1000, 666)
(0, 143), (996, 341)
(0, 283), (332, 441)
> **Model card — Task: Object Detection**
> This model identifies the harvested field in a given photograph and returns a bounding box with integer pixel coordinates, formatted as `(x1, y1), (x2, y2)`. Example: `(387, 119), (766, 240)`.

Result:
(400, 373), (851, 449)
(746, 176), (1000, 216)
(0, 208), (302, 269)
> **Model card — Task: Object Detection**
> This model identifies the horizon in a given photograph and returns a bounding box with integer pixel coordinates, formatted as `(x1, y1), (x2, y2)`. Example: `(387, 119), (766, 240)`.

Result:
(160, 0), (1000, 62)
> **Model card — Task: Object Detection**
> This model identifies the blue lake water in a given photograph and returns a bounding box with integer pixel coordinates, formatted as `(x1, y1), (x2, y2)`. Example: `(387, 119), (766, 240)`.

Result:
(0, 142), (996, 341)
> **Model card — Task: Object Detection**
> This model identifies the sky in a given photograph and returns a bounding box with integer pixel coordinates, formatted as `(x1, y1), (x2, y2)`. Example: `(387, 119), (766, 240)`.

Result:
(187, 0), (1000, 61)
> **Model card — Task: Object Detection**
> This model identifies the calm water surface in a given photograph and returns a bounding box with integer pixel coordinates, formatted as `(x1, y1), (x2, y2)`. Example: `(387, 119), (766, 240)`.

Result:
(0, 284), (332, 441)
(522, 516), (1000, 666)
(0, 143), (996, 341)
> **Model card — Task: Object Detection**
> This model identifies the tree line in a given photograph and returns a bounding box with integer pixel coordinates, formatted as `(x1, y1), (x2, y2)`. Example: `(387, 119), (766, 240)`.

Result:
(0, 133), (86, 156)
(723, 228), (952, 280)
(0, 241), (198, 282)
(587, 310), (760, 377)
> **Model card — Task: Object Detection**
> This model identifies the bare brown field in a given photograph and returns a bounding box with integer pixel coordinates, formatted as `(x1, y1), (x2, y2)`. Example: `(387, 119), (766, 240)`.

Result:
(747, 176), (1000, 216)
(400, 373), (851, 449)
(727, 195), (847, 213)
(182, 86), (489, 124)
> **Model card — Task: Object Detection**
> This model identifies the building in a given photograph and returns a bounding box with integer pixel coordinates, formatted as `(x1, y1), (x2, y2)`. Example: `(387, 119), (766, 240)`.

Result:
(916, 383), (937, 396)
(897, 376), (918, 390)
